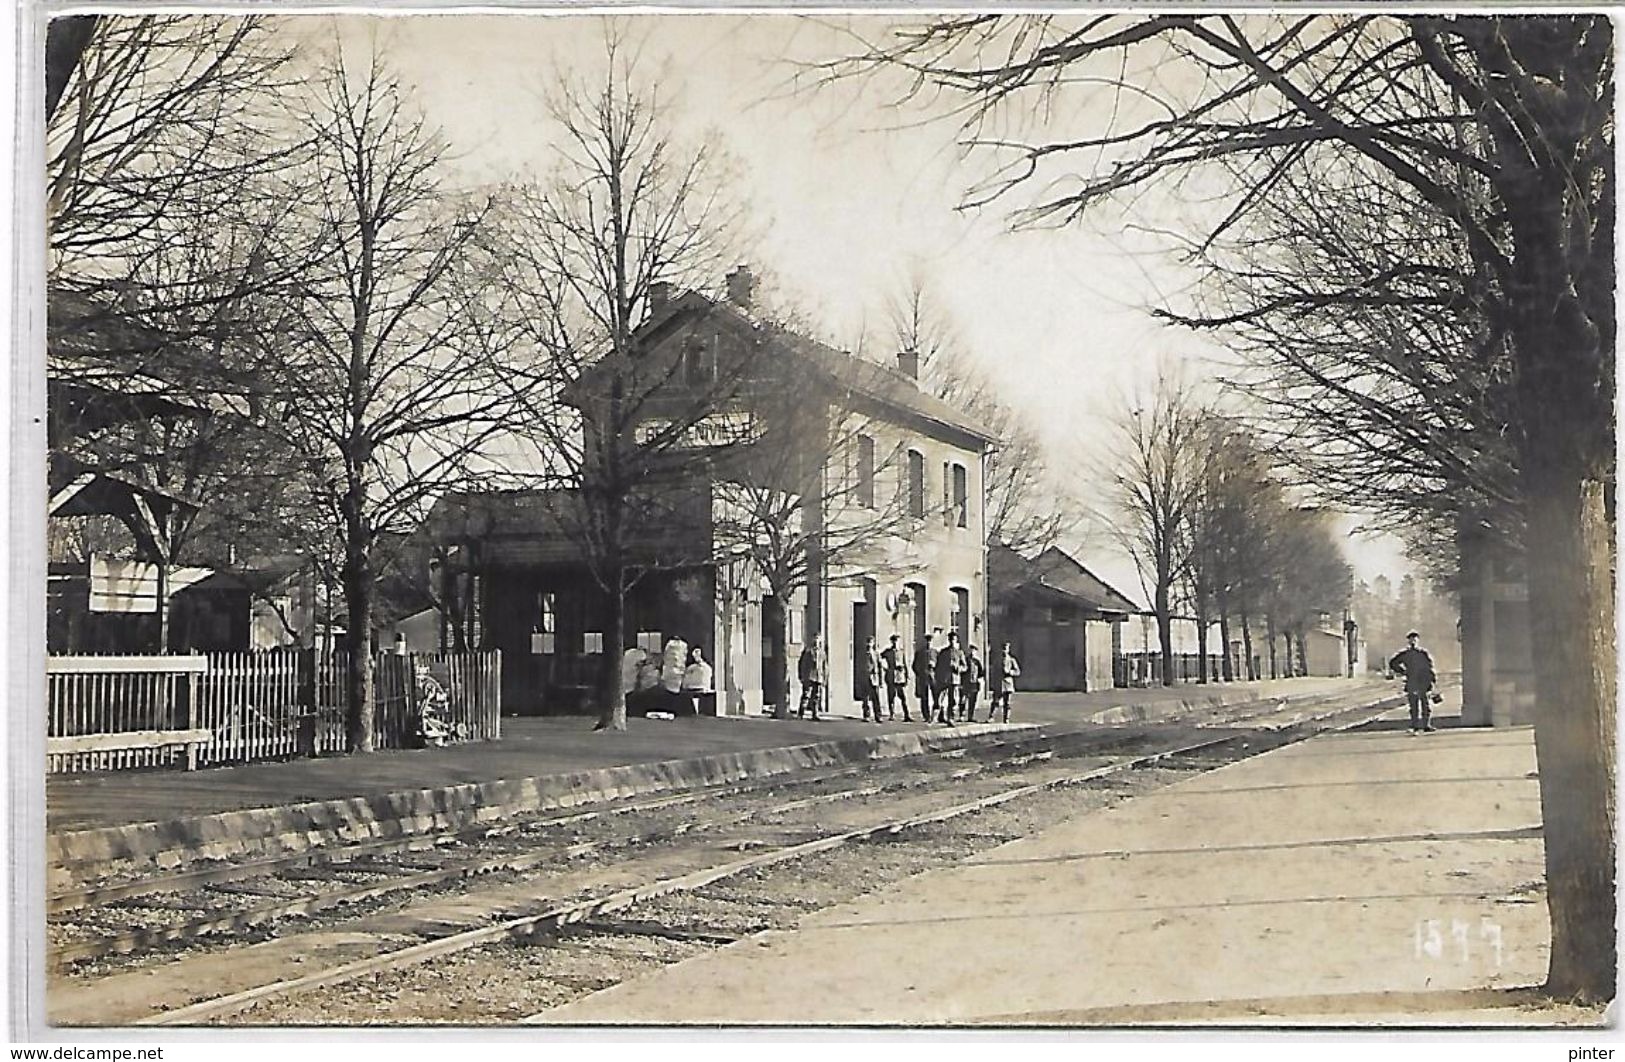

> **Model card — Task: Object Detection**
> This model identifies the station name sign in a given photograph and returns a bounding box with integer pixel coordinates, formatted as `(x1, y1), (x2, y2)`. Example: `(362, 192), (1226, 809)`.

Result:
(635, 411), (759, 449)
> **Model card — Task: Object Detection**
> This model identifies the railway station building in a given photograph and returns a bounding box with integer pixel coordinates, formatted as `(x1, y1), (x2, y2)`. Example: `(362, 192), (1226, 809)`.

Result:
(427, 270), (997, 717)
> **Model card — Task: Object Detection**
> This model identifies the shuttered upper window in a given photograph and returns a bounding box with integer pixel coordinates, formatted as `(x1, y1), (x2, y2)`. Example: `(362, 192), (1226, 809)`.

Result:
(907, 449), (925, 518)
(857, 434), (876, 509)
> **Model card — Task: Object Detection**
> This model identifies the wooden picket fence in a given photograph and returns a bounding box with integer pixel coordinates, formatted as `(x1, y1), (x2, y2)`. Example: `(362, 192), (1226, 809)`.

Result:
(47, 649), (502, 774)
(195, 650), (340, 767)
(46, 656), (207, 774)
(365, 651), (502, 751)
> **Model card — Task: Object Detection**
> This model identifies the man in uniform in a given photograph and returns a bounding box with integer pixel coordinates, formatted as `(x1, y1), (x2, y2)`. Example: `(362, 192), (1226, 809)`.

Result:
(961, 644), (986, 722)
(912, 633), (937, 723)
(1388, 630), (1439, 733)
(858, 635), (884, 723)
(989, 641), (1020, 723)
(797, 633), (826, 721)
(934, 630), (967, 725)
(881, 633), (911, 721)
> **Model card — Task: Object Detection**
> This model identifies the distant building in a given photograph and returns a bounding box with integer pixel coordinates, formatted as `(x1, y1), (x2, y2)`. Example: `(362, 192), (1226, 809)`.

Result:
(987, 545), (1136, 692)
(46, 292), (241, 654)
(1302, 627), (1350, 678)
(168, 557), (320, 652)
(49, 553), (322, 654)
(428, 271), (996, 716)
(1457, 528), (1534, 726)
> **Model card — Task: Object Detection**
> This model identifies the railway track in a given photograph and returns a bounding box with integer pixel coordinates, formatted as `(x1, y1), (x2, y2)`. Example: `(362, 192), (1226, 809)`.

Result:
(47, 730), (1054, 915)
(50, 741), (1064, 967)
(48, 687), (1405, 1026)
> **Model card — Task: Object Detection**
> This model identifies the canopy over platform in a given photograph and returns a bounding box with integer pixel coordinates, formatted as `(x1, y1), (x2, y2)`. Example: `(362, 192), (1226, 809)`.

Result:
(48, 453), (198, 562)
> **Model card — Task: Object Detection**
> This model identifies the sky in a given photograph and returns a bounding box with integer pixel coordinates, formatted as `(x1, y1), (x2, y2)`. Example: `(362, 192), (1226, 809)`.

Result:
(311, 12), (1415, 604)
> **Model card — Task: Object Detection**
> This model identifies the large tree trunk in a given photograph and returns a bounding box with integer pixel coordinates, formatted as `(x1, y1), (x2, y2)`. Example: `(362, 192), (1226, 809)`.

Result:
(45, 16), (98, 123)
(1503, 215), (1617, 1001)
(337, 477), (376, 754)
(1478, 17), (1616, 1001)
(767, 593), (792, 719)
(1218, 602), (1234, 682)
(1195, 602), (1210, 684)
(1265, 614), (1279, 679)
(1240, 611), (1255, 681)
(1154, 581), (1174, 687)
(340, 548), (375, 754)
(596, 572), (629, 732)
(1520, 476), (1617, 1001)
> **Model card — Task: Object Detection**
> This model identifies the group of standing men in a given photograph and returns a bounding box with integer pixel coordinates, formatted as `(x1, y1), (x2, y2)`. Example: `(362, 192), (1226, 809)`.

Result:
(797, 629), (1019, 724)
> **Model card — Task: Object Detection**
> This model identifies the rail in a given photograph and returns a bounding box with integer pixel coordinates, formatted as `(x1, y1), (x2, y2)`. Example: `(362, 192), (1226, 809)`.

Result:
(108, 690), (1403, 1024)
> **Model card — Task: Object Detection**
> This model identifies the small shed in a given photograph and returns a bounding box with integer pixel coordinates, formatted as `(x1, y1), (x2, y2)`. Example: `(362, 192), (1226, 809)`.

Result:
(988, 545), (1137, 692)
(1302, 628), (1349, 678)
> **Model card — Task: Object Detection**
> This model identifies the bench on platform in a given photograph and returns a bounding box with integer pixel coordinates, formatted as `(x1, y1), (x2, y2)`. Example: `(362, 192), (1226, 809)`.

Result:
(47, 728), (213, 771)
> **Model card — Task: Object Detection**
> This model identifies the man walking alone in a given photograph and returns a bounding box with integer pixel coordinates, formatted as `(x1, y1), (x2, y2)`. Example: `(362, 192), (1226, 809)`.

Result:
(1388, 631), (1438, 734)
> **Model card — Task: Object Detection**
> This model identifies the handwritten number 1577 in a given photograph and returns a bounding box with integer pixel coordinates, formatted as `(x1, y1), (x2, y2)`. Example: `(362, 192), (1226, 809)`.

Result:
(1415, 917), (1503, 966)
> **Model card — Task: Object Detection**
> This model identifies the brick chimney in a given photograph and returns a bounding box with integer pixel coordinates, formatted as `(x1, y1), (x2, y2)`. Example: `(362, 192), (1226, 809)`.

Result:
(896, 349), (920, 380)
(725, 265), (754, 309)
(648, 280), (672, 314)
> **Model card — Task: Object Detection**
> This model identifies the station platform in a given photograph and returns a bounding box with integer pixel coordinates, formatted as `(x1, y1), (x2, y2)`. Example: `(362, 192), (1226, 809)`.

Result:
(43, 676), (1363, 889)
(537, 707), (1605, 1027)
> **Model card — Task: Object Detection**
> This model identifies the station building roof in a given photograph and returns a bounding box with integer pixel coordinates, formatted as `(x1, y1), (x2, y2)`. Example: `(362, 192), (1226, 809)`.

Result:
(574, 288), (1000, 451)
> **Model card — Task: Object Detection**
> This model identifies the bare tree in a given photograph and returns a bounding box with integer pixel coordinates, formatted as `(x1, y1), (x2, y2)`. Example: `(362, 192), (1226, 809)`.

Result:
(1100, 368), (1208, 686)
(262, 45), (518, 753)
(47, 16), (303, 268)
(1266, 506), (1355, 675)
(831, 14), (1615, 999)
(1181, 418), (1243, 681)
(1184, 419), (1300, 682)
(1183, 423), (1358, 683)
(44, 14), (333, 647)
(45, 13), (318, 526)
(1159, 150), (1523, 583)
(493, 28), (751, 732)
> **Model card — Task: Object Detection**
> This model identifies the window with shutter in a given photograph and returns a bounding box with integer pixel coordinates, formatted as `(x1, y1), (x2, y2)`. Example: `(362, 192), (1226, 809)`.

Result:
(857, 435), (876, 508)
(907, 450), (925, 517)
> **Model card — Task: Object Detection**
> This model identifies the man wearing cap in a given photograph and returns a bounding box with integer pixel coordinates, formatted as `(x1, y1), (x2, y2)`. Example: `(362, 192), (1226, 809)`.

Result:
(858, 635), (885, 723)
(881, 633), (911, 721)
(1388, 631), (1438, 733)
(934, 630), (967, 725)
(912, 633), (937, 723)
(797, 633), (827, 721)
